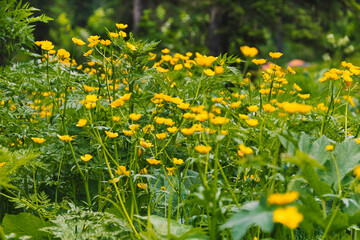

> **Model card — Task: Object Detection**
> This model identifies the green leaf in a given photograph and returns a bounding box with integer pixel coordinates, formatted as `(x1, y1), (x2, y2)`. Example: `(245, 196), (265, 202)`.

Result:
(284, 151), (332, 197)
(3, 212), (50, 239)
(309, 135), (331, 165)
(142, 215), (207, 239)
(332, 140), (360, 180)
(220, 201), (274, 240)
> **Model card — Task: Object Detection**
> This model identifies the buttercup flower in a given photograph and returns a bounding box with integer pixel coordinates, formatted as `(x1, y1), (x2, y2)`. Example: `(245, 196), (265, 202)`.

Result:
(146, 158), (161, 165)
(269, 52), (283, 59)
(273, 206), (303, 229)
(76, 119), (87, 127)
(81, 154), (93, 162)
(105, 131), (118, 138)
(31, 137), (46, 144)
(195, 145), (212, 154)
(267, 191), (299, 205)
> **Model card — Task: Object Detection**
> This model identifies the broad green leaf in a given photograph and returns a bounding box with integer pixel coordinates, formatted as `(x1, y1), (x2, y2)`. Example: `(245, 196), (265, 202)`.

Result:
(332, 140), (360, 180)
(220, 201), (274, 240)
(3, 212), (50, 239)
(143, 215), (207, 239)
(309, 135), (331, 165)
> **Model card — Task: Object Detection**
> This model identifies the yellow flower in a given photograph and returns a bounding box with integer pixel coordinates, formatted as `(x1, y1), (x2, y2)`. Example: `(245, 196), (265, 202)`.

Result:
(41, 40), (54, 51)
(140, 168), (148, 174)
(287, 66), (296, 74)
(263, 104), (276, 113)
(174, 64), (183, 70)
(116, 23), (128, 29)
(355, 138), (360, 144)
(113, 116), (120, 122)
(246, 119), (259, 127)
(238, 114), (249, 120)
(126, 42), (136, 51)
(173, 158), (184, 165)
(210, 116), (229, 125)
(57, 134), (74, 142)
(247, 105), (259, 112)
(269, 52), (283, 59)
(298, 93), (310, 99)
(204, 69), (215, 76)
(231, 101), (242, 109)
(129, 113), (141, 121)
(238, 144), (253, 155)
(167, 167), (176, 176)
(81, 154), (93, 162)
(31, 137), (46, 144)
(83, 49), (93, 57)
(137, 183), (148, 189)
(240, 46), (258, 58)
(354, 165), (360, 179)
(115, 166), (130, 176)
(72, 37), (86, 46)
(195, 145), (212, 154)
(180, 128), (195, 136)
(109, 32), (119, 38)
(293, 83), (302, 91)
(167, 126), (178, 133)
(83, 85), (97, 92)
(267, 191), (299, 205)
(161, 48), (170, 54)
(76, 119), (87, 127)
(195, 53), (217, 66)
(214, 66), (224, 74)
(105, 131), (118, 138)
(273, 206), (303, 229)
(252, 59), (266, 65)
(86, 94), (98, 102)
(146, 158), (161, 165)
(119, 31), (127, 38)
(156, 132), (168, 140)
(326, 145), (334, 151)
(0, 162), (5, 168)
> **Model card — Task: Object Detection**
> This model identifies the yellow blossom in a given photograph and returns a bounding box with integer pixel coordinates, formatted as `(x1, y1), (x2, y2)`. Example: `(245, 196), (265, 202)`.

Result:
(326, 145), (334, 151)
(72, 37), (86, 46)
(293, 83), (302, 91)
(273, 206), (303, 229)
(156, 132), (167, 140)
(269, 52), (283, 59)
(240, 46), (258, 58)
(105, 131), (118, 138)
(129, 113), (141, 121)
(167, 167), (176, 176)
(115, 166), (130, 176)
(113, 116), (120, 122)
(57, 134), (74, 142)
(204, 69), (215, 76)
(86, 94), (98, 102)
(126, 42), (136, 51)
(146, 158), (161, 165)
(31, 137), (46, 144)
(167, 126), (178, 133)
(239, 114), (249, 120)
(41, 40), (54, 51)
(116, 23), (128, 29)
(268, 191), (299, 205)
(195, 145), (212, 154)
(76, 119), (87, 127)
(238, 144), (253, 155)
(210, 116), (229, 125)
(246, 119), (259, 127)
(252, 59), (266, 65)
(354, 165), (360, 179)
(173, 158), (184, 165)
(287, 66), (296, 74)
(298, 93), (310, 99)
(247, 105), (259, 112)
(137, 183), (148, 189)
(0, 162), (5, 168)
(214, 66), (224, 74)
(263, 104), (276, 113)
(81, 154), (93, 162)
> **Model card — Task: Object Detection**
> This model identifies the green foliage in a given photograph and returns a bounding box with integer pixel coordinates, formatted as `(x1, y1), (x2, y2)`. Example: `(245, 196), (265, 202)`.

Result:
(0, 0), (52, 65)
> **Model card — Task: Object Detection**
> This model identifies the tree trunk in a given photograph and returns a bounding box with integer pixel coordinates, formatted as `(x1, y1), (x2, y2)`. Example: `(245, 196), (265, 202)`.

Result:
(133, 0), (143, 35)
(209, 4), (227, 56)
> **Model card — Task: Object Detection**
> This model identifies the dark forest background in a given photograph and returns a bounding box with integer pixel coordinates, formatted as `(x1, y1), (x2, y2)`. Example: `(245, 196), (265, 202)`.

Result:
(4, 0), (360, 64)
